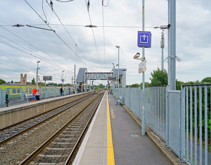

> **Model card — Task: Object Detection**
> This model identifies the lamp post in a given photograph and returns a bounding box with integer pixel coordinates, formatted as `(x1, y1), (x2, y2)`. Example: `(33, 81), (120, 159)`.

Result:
(133, 52), (146, 135)
(116, 46), (120, 106)
(36, 61), (40, 89)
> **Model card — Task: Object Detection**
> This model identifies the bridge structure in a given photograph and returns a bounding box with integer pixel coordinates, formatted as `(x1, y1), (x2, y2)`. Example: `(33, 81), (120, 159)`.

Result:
(76, 68), (127, 92)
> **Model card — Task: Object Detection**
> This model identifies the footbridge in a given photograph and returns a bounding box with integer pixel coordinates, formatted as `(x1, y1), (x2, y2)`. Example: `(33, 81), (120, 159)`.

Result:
(76, 68), (127, 92)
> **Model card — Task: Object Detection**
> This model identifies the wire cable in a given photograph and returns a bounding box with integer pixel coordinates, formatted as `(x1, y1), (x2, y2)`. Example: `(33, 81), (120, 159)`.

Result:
(0, 34), (72, 72)
(102, 4), (106, 70)
(85, 0), (102, 71)
(0, 26), (73, 72)
(25, 0), (93, 72)
(0, 40), (73, 72)
(42, 0), (48, 23)
(102, 0), (109, 7)
(45, 0), (95, 71)
(0, 24), (156, 28)
(56, 0), (74, 2)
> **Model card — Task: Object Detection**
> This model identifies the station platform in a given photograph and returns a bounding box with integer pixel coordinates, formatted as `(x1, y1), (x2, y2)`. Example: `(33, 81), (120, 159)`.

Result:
(73, 92), (172, 165)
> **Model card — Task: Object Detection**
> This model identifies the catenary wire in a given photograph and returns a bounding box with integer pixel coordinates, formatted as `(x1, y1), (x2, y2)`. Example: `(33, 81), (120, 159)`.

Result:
(45, 0), (95, 71)
(0, 41), (73, 73)
(85, 0), (102, 71)
(102, 4), (106, 70)
(0, 26), (73, 72)
(0, 24), (156, 28)
(0, 35), (72, 72)
(25, 0), (94, 72)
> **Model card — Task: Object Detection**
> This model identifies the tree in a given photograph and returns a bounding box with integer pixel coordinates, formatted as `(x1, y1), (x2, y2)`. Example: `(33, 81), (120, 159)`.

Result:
(149, 68), (168, 86)
(131, 83), (139, 87)
(201, 77), (211, 84)
(176, 80), (185, 90)
(11, 80), (13, 83)
(99, 83), (104, 88)
(0, 79), (6, 84)
(31, 78), (36, 84)
(140, 82), (151, 89)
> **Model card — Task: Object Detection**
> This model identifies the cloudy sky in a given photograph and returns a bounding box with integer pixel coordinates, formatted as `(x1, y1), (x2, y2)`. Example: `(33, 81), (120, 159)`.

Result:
(0, 0), (210, 85)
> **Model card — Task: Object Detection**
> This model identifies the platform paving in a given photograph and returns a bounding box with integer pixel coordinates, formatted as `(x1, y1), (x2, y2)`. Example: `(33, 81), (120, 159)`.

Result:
(109, 94), (172, 165)
(73, 93), (107, 165)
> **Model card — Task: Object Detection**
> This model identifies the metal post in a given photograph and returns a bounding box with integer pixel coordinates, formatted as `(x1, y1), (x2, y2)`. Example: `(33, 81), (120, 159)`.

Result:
(45, 80), (46, 99)
(118, 48), (119, 100)
(74, 65), (76, 93)
(168, 0), (176, 90)
(142, 0), (146, 135)
(161, 30), (164, 70)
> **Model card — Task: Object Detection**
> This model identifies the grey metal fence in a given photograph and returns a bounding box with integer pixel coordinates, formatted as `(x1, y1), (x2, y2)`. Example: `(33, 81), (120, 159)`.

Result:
(113, 86), (167, 141)
(181, 85), (211, 165)
(145, 86), (167, 140)
(112, 85), (211, 164)
(0, 87), (78, 107)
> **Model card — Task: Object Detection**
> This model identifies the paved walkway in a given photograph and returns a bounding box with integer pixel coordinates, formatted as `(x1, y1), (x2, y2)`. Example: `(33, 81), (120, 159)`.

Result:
(74, 92), (172, 165)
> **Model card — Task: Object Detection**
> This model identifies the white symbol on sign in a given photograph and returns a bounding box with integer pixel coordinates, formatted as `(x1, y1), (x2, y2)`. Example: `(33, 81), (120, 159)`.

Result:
(140, 35), (148, 43)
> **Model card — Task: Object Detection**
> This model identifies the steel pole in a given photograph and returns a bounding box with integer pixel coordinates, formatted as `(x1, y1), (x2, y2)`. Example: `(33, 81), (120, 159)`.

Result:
(142, 0), (146, 135)
(118, 47), (120, 106)
(161, 30), (164, 70)
(74, 65), (76, 93)
(168, 0), (176, 90)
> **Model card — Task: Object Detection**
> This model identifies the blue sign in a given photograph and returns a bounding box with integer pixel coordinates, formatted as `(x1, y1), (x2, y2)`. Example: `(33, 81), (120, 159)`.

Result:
(137, 31), (151, 47)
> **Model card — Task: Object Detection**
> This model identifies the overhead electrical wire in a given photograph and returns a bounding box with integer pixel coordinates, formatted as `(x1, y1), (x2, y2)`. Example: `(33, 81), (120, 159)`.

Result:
(25, 0), (94, 72)
(0, 24), (156, 29)
(0, 40), (73, 72)
(0, 26), (73, 72)
(56, 0), (74, 2)
(85, 0), (102, 71)
(102, 0), (107, 70)
(42, 0), (48, 23)
(0, 63), (35, 73)
(102, 0), (109, 7)
(45, 0), (95, 72)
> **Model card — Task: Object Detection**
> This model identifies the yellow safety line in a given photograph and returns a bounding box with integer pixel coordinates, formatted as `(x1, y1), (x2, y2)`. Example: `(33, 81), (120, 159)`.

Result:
(107, 92), (115, 165)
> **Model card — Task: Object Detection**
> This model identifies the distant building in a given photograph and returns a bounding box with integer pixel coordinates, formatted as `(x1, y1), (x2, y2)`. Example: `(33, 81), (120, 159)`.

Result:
(20, 74), (27, 85)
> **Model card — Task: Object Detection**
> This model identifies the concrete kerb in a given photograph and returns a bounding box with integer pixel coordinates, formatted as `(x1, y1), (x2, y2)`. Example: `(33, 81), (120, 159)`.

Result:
(0, 92), (93, 129)
(121, 104), (188, 165)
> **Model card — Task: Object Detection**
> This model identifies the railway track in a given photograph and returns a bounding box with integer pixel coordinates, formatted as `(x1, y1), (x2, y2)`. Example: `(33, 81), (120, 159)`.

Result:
(0, 91), (102, 165)
(18, 92), (104, 165)
(0, 93), (95, 145)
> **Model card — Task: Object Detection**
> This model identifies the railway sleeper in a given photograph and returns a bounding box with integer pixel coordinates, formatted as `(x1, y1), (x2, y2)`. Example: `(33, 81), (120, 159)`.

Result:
(29, 162), (64, 165)
(45, 147), (71, 151)
(37, 154), (69, 158)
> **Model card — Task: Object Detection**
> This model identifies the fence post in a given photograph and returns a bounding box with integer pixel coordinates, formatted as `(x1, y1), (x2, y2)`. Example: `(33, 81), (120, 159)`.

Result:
(21, 89), (24, 102)
(166, 86), (169, 147)
(180, 86), (185, 160)
(0, 89), (2, 106)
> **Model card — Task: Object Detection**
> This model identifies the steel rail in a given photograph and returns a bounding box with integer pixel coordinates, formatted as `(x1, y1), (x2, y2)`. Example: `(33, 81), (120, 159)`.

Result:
(64, 94), (102, 164)
(0, 93), (94, 132)
(18, 93), (102, 165)
(0, 93), (96, 145)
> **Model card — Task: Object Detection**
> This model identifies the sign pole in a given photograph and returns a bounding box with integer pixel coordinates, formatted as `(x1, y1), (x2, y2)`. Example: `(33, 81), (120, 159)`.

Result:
(45, 80), (46, 99)
(142, 0), (146, 136)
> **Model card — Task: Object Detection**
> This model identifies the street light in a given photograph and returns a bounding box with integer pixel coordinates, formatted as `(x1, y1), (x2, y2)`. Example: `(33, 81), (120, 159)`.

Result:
(36, 61), (41, 89)
(116, 45), (120, 106)
(154, 25), (170, 71)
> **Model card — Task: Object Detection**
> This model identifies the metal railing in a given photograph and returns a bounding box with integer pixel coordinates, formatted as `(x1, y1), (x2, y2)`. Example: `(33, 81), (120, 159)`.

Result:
(0, 87), (79, 107)
(112, 85), (211, 164)
(181, 85), (211, 165)
(112, 86), (167, 141)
